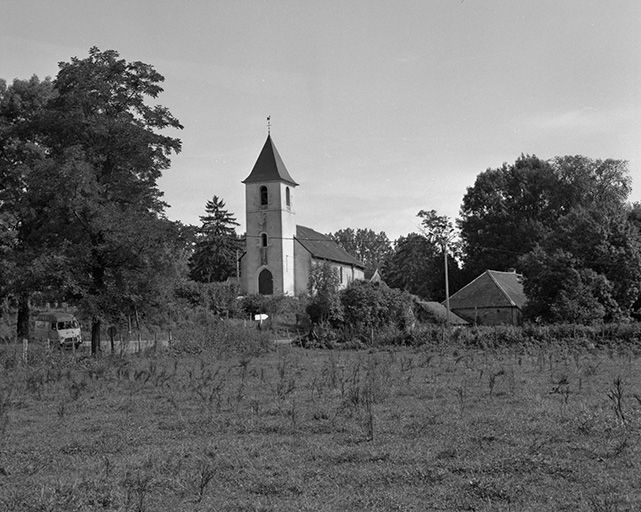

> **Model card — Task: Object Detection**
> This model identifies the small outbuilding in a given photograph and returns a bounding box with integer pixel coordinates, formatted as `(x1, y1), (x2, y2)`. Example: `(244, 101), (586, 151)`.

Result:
(415, 300), (469, 326)
(446, 270), (526, 326)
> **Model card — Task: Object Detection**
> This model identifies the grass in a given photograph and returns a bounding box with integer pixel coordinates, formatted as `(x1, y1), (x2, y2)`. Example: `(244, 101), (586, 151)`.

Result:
(1, 336), (641, 511)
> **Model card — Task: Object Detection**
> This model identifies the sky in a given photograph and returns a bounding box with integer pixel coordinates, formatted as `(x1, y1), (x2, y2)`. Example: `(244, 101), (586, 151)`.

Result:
(2, 0), (640, 240)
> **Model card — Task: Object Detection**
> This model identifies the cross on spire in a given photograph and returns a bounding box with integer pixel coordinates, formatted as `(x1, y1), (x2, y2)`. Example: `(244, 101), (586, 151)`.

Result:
(267, 115), (271, 136)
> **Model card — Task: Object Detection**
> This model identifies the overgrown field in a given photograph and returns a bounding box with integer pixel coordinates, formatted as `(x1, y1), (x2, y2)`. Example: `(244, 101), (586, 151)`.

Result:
(1, 334), (641, 511)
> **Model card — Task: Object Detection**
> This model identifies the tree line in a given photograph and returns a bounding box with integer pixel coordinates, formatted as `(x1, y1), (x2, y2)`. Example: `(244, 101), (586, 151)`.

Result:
(174, 152), (641, 326)
(329, 155), (641, 325)
(2, 48), (640, 351)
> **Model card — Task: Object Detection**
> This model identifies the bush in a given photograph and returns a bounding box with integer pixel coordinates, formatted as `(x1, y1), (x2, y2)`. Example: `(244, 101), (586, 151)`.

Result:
(239, 295), (306, 330)
(174, 280), (240, 317)
(306, 262), (344, 326)
(340, 281), (414, 337)
(239, 294), (267, 317)
(297, 280), (417, 347)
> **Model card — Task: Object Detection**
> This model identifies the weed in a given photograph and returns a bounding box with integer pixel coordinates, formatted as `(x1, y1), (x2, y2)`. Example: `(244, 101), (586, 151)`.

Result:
(588, 493), (627, 512)
(25, 369), (45, 399)
(57, 400), (66, 418)
(399, 354), (414, 372)
(122, 467), (153, 512)
(194, 457), (216, 503)
(488, 368), (505, 396)
(290, 399), (298, 431)
(3, 334), (641, 511)
(455, 385), (465, 415)
(608, 377), (626, 424)
(0, 385), (12, 438)
(363, 384), (374, 441)
(69, 375), (87, 401)
(235, 356), (252, 411)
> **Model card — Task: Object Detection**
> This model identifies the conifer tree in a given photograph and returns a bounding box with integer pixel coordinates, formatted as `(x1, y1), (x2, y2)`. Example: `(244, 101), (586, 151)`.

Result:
(189, 196), (241, 283)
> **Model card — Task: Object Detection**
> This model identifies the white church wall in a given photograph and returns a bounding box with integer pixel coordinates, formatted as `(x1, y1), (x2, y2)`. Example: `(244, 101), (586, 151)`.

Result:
(279, 182), (296, 295)
(293, 238), (312, 296)
(244, 181), (296, 295)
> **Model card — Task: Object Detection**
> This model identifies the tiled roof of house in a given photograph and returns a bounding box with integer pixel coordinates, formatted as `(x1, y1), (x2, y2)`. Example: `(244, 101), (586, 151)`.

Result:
(447, 270), (527, 310)
(242, 135), (298, 186)
(489, 270), (527, 308)
(295, 225), (364, 268)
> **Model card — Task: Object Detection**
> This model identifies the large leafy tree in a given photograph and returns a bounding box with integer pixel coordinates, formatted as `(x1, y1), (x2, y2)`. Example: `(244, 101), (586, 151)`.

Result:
(461, 153), (640, 322)
(519, 205), (641, 323)
(521, 157), (640, 322)
(36, 47), (183, 353)
(458, 154), (560, 280)
(459, 155), (634, 278)
(629, 202), (641, 232)
(0, 76), (57, 338)
(329, 227), (392, 276)
(188, 195), (241, 283)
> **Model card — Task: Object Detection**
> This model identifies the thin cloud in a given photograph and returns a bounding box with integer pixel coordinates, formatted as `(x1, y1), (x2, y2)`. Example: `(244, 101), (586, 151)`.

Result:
(527, 107), (635, 132)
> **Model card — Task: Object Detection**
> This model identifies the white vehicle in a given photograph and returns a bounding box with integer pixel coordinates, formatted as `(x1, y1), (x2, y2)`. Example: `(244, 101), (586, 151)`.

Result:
(33, 312), (82, 349)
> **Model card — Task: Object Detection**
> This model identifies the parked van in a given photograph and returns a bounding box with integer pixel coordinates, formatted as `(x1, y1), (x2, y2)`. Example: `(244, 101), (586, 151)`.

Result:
(32, 312), (82, 349)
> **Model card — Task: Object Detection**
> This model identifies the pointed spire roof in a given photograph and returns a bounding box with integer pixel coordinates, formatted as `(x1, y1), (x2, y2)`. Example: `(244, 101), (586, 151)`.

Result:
(242, 135), (298, 186)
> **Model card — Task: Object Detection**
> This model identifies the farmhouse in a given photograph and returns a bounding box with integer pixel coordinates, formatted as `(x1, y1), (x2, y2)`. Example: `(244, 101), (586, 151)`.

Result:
(239, 135), (365, 295)
(446, 270), (526, 325)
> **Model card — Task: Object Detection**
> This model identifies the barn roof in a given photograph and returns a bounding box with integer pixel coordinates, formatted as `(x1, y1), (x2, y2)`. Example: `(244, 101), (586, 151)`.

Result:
(295, 225), (364, 268)
(242, 135), (298, 186)
(447, 270), (526, 310)
(415, 300), (469, 325)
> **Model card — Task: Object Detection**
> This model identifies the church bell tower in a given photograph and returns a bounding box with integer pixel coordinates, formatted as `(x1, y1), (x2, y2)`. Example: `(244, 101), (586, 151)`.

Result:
(241, 133), (298, 295)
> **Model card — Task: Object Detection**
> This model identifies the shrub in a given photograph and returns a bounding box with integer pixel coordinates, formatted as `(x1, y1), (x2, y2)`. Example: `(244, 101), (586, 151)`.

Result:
(239, 295), (305, 330)
(306, 262), (343, 325)
(340, 281), (414, 338)
(239, 294), (267, 317)
(174, 280), (240, 317)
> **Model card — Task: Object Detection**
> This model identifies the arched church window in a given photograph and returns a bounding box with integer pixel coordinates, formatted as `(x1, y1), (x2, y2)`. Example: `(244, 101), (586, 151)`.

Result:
(286, 187), (291, 207)
(261, 233), (268, 247)
(260, 186), (268, 206)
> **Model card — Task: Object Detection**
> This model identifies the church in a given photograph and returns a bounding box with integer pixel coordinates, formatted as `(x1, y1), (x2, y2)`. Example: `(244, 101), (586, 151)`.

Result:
(239, 135), (365, 296)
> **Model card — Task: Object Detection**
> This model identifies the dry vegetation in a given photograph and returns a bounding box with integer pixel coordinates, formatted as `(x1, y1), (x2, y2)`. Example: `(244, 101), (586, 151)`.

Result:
(1, 329), (641, 511)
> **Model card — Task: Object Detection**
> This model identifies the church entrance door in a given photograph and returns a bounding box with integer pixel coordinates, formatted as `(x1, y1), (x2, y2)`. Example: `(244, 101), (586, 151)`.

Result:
(258, 269), (273, 295)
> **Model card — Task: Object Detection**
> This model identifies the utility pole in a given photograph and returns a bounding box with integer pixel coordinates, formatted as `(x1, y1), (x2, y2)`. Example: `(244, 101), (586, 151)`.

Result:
(443, 242), (451, 327)
(236, 249), (240, 282)
(417, 209), (454, 335)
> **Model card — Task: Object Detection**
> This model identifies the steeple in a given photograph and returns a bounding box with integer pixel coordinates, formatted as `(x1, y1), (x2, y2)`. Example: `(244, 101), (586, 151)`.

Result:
(241, 133), (298, 296)
(242, 136), (299, 186)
